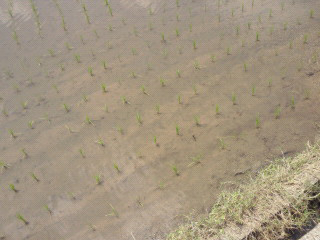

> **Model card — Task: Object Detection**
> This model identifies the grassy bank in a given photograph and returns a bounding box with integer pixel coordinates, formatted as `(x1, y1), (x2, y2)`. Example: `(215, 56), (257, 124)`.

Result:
(167, 140), (320, 240)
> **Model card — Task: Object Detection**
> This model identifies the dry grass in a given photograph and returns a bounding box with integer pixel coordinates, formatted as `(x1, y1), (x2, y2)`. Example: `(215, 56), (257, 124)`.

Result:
(167, 140), (320, 240)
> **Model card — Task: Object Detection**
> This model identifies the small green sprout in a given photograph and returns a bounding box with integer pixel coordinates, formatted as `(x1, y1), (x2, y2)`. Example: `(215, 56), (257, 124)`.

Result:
(28, 120), (34, 129)
(193, 40), (197, 50)
(215, 104), (220, 115)
(252, 85), (256, 96)
(155, 105), (160, 114)
(218, 138), (226, 149)
(255, 113), (261, 128)
(94, 175), (102, 185)
(291, 96), (295, 109)
(101, 83), (107, 93)
(8, 129), (17, 139)
(31, 173), (40, 182)
(88, 67), (94, 76)
(232, 93), (236, 105)
(21, 148), (28, 159)
(194, 116), (200, 126)
(172, 165), (179, 176)
(44, 205), (52, 215)
(85, 115), (94, 126)
(106, 203), (119, 217)
(9, 183), (17, 192)
(16, 213), (28, 225)
(136, 113), (142, 125)
(63, 103), (70, 113)
(79, 149), (85, 158)
(176, 125), (180, 135)
(274, 106), (281, 119)
(113, 163), (121, 173)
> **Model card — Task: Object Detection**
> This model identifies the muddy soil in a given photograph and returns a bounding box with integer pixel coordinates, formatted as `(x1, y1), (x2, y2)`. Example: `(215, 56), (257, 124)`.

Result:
(0, 0), (320, 239)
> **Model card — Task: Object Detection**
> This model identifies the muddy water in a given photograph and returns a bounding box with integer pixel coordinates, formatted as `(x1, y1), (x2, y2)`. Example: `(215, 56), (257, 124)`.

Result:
(0, 0), (320, 239)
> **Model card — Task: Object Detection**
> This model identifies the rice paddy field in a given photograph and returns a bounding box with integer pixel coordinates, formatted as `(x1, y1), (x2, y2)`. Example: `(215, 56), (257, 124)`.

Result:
(0, 0), (319, 239)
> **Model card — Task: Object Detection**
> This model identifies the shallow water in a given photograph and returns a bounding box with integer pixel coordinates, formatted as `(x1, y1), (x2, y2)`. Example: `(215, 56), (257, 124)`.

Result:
(0, 0), (320, 239)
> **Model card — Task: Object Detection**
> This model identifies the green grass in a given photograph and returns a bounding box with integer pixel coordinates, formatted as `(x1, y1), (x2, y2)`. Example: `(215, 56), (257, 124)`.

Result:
(193, 40), (197, 50)
(8, 129), (17, 139)
(167, 142), (320, 240)
(310, 9), (314, 18)
(303, 34), (308, 44)
(215, 104), (220, 115)
(232, 92), (236, 105)
(0, 161), (10, 171)
(88, 67), (94, 76)
(85, 115), (94, 126)
(74, 54), (81, 63)
(291, 96), (295, 109)
(28, 120), (34, 129)
(176, 125), (180, 135)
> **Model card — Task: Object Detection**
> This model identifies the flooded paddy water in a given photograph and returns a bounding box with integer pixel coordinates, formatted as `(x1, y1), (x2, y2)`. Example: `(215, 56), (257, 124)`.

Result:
(0, 0), (320, 239)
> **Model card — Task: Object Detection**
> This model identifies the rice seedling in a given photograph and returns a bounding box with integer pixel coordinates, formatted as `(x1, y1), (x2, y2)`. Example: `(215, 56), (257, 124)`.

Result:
(177, 95), (182, 104)
(160, 78), (166, 87)
(89, 224), (97, 231)
(176, 125), (180, 135)
(122, 18), (126, 25)
(101, 83), (107, 93)
(258, 15), (262, 23)
(289, 41), (293, 49)
(2, 108), (8, 117)
(194, 60), (200, 70)
(303, 34), (308, 44)
(255, 113), (261, 128)
(116, 126), (124, 135)
(8, 129), (17, 139)
(148, 21), (153, 31)
(268, 79), (272, 87)
(61, 16), (67, 31)
(172, 165), (180, 176)
(176, 14), (180, 22)
(108, 4), (113, 16)
(193, 85), (198, 95)
(242, 3), (244, 13)
(269, 9), (273, 18)
(252, 0), (254, 8)
(176, 0), (180, 8)
(44, 205), (52, 215)
(28, 120), (34, 129)
(283, 22), (288, 31)
(256, 32), (260, 41)
(175, 29), (180, 37)
(274, 106), (281, 119)
(131, 71), (137, 78)
(79, 148), (85, 158)
(88, 67), (94, 76)
(193, 40), (197, 50)
(176, 69), (181, 78)
(227, 47), (231, 55)
(136, 113), (142, 125)
(85, 115), (94, 126)
(232, 92), (236, 105)
(0, 161), (10, 173)
(82, 94), (89, 103)
(106, 203), (119, 217)
(21, 148), (28, 159)
(94, 175), (102, 185)
(304, 89), (310, 100)
(12, 30), (20, 45)
(291, 96), (295, 109)
(281, 2), (285, 11)
(247, 22), (251, 30)
(80, 35), (85, 45)
(60, 63), (65, 72)
(215, 104), (220, 115)
(94, 29), (99, 39)
(236, 26), (240, 36)
(31, 173), (40, 182)
(194, 116), (200, 126)
(161, 33), (166, 43)
(141, 85), (149, 95)
(188, 154), (202, 167)
(218, 14), (221, 22)
(68, 192), (76, 200)
(244, 63), (247, 72)
(153, 136), (157, 146)
(155, 105), (160, 114)
(310, 10), (314, 18)
(121, 96), (130, 104)
(189, 23), (192, 32)
(48, 49), (55, 57)
(148, 7), (153, 16)
(218, 138), (226, 149)
(74, 54), (81, 63)
(9, 184), (17, 192)
(133, 27), (138, 36)
(16, 213), (28, 225)
(113, 163), (121, 173)
(210, 54), (216, 62)
(63, 103), (70, 113)
(252, 85), (256, 96)
(232, 9), (235, 17)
